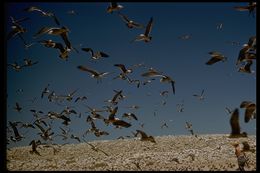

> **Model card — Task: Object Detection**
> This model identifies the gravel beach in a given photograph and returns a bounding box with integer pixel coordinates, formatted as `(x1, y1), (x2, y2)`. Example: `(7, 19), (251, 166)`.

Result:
(6, 134), (256, 171)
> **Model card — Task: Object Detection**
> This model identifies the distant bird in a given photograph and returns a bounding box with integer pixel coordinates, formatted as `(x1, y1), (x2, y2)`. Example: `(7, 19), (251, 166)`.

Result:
(24, 6), (60, 25)
(178, 34), (192, 40)
(9, 121), (23, 141)
(39, 40), (70, 60)
(77, 65), (109, 83)
(107, 2), (123, 13)
(106, 90), (124, 105)
(206, 51), (227, 65)
(34, 122), (54, 141)
(122, 113), (138, 121)
(118, 12), (144, 28)
(160, 122), (169, 129)
(61, 89), (78, 101)
(29, 140), (41, 156)
(85, 141), (109, 156)
(61, 106), (77, 116)
(193, 89), (205, 100)
(70, 134), (81, 142)
(225, 107), (233, 115)
(75, 96), (87, 103)
(160, 75), (176, 95)
(7, 16), (28, 44)
(225, 41), (240, 46)
(229, 108), (248, 138)
(41, 84), (50, 99)
(160, 90), (169, 97)
(67, 10), (77, 15)
(23, 58), (39, 67)
(185, 122), (194, 136)
(234, 2), (257, 17)
(14, 102), (22, 112)
(114, 64), (133, 74)
(82, 48), (109, 60)
(104, 107), (132, 128)
(7, 62), (23, 72)
(124, 105), (140, 109)
(176, 103), (184, 112)
(216, 23), (223, 30)
(136, 130), (156, 143)
(132, 17), (153, 43)
(240, 101), (256, 123)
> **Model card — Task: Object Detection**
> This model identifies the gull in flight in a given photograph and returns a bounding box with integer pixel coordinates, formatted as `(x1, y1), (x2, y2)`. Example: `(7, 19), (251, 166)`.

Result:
(107, 2), (123, 13)
(240, 101), (256, 123)
(205, 51), (227, 65)
(118, 12), (144, 29)
(78, 65), (109, 83)
(132, 17), (153, 43)
(82, 48), (109, 60)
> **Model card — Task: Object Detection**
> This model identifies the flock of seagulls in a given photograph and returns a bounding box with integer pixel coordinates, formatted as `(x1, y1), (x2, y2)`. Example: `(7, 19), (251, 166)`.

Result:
(6, 3), (256, 170)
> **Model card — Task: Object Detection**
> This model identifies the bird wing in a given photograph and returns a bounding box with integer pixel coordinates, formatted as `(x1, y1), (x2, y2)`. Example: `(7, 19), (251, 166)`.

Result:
(118, 12), (130, 23)
(205, 57), (222, 65)
(234, 6), (250, 11)
(82, 48), (94, 56)
(170, 81), (175, 95)
(141, 71), (162, 77)
(230, 108), (240, 135)
(60, 32), (71, 50)
(99, 51), (109, 57)
(136, 130), (148, 138)
(240, 101), (252, 108)
(77, 65), (99, 76)
(144, 17), (153, 36)
(114, 64), (127, 72)
(113, 120), (132, 128)
(130, 113), (138, 120)
(34, 27), (51, 38)
(52, 14), (60, 26)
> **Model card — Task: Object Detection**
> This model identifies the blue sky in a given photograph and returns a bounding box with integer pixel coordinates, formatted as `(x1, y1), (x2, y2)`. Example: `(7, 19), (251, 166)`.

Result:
(6, 2), (256, 148)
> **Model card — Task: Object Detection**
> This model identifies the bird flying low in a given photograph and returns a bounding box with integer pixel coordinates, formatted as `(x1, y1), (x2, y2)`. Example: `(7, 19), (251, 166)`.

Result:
(77, 65), (109, 83)
(132, 17), (153, 43)
(205, 51), (227, 65)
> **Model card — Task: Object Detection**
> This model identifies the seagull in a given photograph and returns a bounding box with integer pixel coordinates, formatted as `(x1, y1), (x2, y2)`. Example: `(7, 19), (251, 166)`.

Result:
(205, 51), (227, 65)
(104, 106), (132, 128)
(105, 90), (124, 105)
(229, 108), (248, 138)
(114, 64), (133, 75)
(14, 102), (22, 112)
(234, 2), (257, 17)
(7, 16), (28, 44)
(176, 103), (184, 112)
(132, 17), (153, 43)
(160, 90), (169, 97)
(41, 84), (50, 99)
(107, 2), (123, 13)
(238, 60), (254, 74)
(225, 107), (233, 115)
(240, 101), (256, 123)
(9, 121), (23, 141)
(236, 36), (256, 65)
(136, 130), (156, 143)
(122, 113), (138, 121)
(77, 65), (109, 83)
(61, 89), (78, 101)
(178, 34), (192, 40)
(67, 10), (77, 15)
(29, 140), (41, 156)
(216, 23), (223, 30)
(185, 122), (194, 136)
(39, 40), (70, 60)
(193, 89), (205, 100)
(160, 122), (169, 129)
(82, 48), (109, 60)
(70, 134), (81, 142)
(23, 58), (39, 67)
(118, 12), (144, 29)
(75, 96), (87, 103)
(61, 106), (77, 116)
(7, 62), (23, 72)
(24, 6), (60, 25)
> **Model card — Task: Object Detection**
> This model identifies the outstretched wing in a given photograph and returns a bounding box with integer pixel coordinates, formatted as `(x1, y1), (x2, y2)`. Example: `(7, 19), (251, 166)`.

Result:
(244, 103), (256, 123)
(144, 17), (153, 36)
(77, 65), (99, 76)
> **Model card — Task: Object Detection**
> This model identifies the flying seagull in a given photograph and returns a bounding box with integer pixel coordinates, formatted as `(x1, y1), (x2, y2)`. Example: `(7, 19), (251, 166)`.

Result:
(238, 60), (254, 74)
(82, 48), (109, 60)
(136, 130), (156, 143)
(193, 89), (205, 100)
(24, 6), (60, 25)
(132, 17), (153, 43)
(107, 2), (123, 13)
(118, 12), (144, 29)
(234, 2), (257, 17)
(77, 65), (109, 83)
(240, 101), (256, 123)
(206, 51), (227, 65)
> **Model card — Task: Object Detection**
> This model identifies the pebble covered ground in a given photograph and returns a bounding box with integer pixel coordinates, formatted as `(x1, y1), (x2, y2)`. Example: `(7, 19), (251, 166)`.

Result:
(6, 134), (256, 171)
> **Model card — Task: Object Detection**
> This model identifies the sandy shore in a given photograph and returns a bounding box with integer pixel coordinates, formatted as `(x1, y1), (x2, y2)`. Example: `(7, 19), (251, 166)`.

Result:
(6, 134), (256, 171)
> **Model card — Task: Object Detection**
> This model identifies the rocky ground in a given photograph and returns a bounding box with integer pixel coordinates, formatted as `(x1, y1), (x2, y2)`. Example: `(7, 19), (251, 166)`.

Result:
(6, 134), (256, 171)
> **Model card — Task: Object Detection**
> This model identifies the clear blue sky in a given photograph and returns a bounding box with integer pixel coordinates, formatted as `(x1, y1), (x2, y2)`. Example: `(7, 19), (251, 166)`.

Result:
(6, 2), (256, 148)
